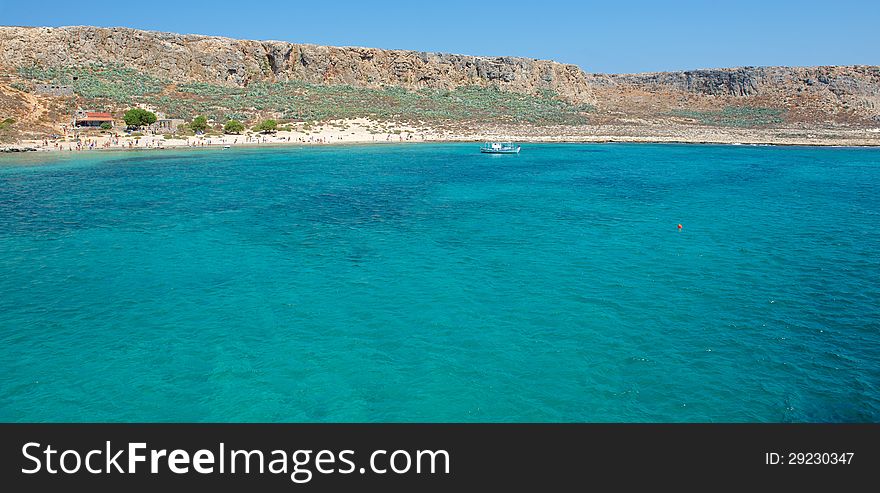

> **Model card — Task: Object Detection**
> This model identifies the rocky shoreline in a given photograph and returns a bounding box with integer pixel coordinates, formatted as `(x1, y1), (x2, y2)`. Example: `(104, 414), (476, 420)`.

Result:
(0, 145), (40, 153)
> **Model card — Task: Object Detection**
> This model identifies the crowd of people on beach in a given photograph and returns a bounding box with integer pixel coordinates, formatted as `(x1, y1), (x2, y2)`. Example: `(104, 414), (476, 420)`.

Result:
(48, 137), (111, 151)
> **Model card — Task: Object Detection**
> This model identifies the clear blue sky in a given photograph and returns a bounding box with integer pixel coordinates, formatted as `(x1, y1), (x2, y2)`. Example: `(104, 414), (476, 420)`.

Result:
(1, 0), (877, 73)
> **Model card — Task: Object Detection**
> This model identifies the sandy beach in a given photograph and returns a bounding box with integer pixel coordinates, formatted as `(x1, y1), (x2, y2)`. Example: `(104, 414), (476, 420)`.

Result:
(5, 118), (433, 152)
(5, 117), (880, 153)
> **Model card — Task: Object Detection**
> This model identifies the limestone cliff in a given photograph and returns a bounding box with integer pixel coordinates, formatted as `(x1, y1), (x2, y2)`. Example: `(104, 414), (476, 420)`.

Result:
(0, 26), (592, 102)
(587, 65), (880, 125)
(593, 66), (880, 113)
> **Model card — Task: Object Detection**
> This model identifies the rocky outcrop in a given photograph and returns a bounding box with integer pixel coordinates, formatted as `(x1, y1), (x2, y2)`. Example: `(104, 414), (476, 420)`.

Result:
(603, 68), (763, 96)
(0, 145), (38, 152)
(597, 65), (880, 99)
(0, 26), (593, 102)
(587, 65), (880, 122)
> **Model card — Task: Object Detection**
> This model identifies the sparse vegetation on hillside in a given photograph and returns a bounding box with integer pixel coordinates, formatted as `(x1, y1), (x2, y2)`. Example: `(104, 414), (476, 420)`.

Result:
(670, 106), (785, 127)
(18, 63), (165, 103)
(16, 65), (592, 126)
(0, 117), (18, 143)
(168, 82), (592, 124)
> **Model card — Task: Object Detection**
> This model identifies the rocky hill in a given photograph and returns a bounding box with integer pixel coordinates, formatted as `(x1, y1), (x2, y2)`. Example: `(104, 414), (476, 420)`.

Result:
(0, 26), (592, 101)
(591, 66), (880, 125)
(1, 25), (879, 143)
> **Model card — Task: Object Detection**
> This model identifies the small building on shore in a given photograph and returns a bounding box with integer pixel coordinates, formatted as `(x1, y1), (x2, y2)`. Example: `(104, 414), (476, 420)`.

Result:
(146, 111), (184, 133)
(74, 110), (114, 128)
(153, 118), (185, 133)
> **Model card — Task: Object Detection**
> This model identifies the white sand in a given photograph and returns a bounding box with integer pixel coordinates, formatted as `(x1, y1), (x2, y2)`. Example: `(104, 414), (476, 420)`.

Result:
(12, 117), (880, 152)
(23, 118), (450, 152)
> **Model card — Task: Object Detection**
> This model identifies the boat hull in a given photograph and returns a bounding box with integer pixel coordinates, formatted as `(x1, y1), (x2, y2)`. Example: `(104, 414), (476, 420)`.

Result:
(480, 148), (520, 154)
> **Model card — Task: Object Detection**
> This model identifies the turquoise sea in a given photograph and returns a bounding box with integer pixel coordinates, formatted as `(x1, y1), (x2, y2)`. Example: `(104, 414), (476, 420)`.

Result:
(0, 143), (878, 422)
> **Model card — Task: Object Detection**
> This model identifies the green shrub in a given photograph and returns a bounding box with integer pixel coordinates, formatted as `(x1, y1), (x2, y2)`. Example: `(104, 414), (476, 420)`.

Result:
(123, 108), (157, 128)
(100, 122), (113, 130)
(223, 120), (245, 134)
(190, 115), (208, 132)
(253, 119), (278, 133)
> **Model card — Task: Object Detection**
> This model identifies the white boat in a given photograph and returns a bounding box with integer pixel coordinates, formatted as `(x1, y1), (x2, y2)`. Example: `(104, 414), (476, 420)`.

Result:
(223, 145), (231, 149)
(480, 142), (521, 154)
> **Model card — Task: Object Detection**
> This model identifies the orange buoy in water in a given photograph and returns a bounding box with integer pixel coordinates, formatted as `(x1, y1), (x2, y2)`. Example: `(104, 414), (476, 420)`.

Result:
(677, 224), (683, 230)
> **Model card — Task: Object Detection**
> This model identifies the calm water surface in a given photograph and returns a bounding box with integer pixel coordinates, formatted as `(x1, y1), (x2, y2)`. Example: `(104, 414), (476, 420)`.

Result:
(0, 143), (878, 422)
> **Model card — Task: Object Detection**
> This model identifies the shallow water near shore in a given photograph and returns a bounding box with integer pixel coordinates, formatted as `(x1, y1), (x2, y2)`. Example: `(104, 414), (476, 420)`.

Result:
(1, 143), (878, 422)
